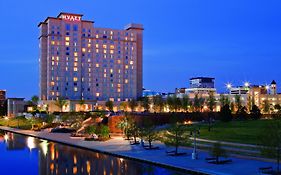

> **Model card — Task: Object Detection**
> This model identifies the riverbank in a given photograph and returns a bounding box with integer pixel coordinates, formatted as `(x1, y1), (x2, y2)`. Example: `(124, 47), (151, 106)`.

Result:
(0, 126), (275, 175)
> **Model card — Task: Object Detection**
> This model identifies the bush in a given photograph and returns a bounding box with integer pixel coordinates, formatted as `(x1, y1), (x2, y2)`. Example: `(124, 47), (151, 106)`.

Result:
(97, 125), (110, 139)
(85, 125), (96, 135)
(220, 105), (232, 122)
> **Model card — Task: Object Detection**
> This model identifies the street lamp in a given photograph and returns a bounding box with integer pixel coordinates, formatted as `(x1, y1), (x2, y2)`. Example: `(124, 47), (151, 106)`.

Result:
(188, 123), (200, 160)
(244, 82), (250, 87)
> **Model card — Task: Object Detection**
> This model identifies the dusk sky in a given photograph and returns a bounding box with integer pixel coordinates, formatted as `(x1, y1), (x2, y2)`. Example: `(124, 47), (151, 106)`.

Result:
(1, 0), (281, 99)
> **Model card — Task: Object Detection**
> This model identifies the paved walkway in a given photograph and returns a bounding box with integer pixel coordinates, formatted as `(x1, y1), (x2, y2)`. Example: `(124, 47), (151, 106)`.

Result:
(0, 126), (276, 175)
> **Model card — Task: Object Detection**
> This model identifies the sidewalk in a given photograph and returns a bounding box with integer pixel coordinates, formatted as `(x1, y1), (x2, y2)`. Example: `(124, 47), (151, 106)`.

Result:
(0, 126), (276, 175)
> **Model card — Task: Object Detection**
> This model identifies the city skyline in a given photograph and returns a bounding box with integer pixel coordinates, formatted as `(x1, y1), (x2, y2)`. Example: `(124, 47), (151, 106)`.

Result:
(1, 0), (281, 99)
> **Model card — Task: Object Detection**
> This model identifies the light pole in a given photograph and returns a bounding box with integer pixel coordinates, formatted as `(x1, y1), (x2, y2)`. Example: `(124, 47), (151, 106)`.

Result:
(192, 127), (199, 160)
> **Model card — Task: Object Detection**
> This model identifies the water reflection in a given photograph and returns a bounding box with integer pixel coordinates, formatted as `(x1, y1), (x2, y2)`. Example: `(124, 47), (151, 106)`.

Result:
(1, 132), (188, 175)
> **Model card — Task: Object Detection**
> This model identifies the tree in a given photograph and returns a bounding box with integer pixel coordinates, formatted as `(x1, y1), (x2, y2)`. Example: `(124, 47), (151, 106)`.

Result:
(207, 92), (216, 131)
(117, 114), (133, 140)
(129, 99), (138, 112)
(141, 118), (158, 149)
(262, 99), (270, 114)
(79, 99), (85, 111)
(119, 101), (128, 111)
(210, 142), (228, 164)
(45, 114), (55, 124)
(31, 95), (39, 111)
(166, 95), (174, 112)
(220, 104), (232, 122)
(127, 122), (140, 144)
(275, 104), (281, 113)
(163, 123), (190, 155)
(219, 94), (230, 108)
(259, 120), (281, 173)
(234, 95), (242, 112)
(181, 95), (190, 112)
(140, 96), (150, 112)
(250, 105), (261, 120)
(207, 92), (216, 112)
(193, 94), (204, 112)
(55, 97), (68, 112)
(105, 100), (114, 111)
(153, 95), (164, 112)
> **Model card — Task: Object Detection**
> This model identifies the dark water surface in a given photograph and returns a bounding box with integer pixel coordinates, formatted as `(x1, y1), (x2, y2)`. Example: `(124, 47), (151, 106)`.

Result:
(0, 132), (191, 175)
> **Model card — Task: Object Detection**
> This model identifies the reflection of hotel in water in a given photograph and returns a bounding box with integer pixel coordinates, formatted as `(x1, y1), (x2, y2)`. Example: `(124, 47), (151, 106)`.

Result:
(3, 133), (173, 175)
(39, 143), (150, 175)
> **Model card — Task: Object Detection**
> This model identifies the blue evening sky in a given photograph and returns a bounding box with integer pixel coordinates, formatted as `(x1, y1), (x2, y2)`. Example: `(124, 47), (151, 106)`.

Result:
(0, 0), (281, 99)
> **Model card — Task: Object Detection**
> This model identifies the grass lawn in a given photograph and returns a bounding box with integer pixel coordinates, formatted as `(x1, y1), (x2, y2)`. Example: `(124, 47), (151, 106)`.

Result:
(198, 119), (275, 145)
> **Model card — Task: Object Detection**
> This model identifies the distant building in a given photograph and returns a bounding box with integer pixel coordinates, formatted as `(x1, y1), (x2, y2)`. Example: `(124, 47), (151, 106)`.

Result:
(0, 90), (6, 116)
(39, 12), (143, 104)
(143, 89), (162, 97)
(7, 98), (26, 117)
(189, 77), (215, 88)
(0, 90), (6, 101)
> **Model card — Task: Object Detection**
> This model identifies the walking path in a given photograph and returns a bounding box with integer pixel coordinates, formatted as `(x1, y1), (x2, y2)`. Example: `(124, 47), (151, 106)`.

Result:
(0, 126), (276, 175)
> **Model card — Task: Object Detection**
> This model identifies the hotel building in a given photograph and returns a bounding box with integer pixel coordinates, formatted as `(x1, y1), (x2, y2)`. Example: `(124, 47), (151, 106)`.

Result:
(39, 13), (143, 105)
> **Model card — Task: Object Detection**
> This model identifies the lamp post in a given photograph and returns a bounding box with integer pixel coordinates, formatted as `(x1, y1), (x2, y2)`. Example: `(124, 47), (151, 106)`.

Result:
(192, 127), (199, 160)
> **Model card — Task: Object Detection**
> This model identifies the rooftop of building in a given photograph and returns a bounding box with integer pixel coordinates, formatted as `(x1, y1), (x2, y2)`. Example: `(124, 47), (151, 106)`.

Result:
(189, 77), (215, 80)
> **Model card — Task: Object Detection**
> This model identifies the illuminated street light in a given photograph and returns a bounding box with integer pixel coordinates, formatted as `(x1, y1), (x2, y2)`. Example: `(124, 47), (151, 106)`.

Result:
(226, 83), (232, 89)
(265, 85), (270, 90)
(244, 82), (250, 87)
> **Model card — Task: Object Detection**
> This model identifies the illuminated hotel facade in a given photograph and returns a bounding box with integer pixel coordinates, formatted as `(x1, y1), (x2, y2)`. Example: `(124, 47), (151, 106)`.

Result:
(39, 13), (143, 103)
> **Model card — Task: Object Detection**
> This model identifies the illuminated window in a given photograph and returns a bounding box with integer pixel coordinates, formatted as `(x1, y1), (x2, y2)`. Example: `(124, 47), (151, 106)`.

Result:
(102, 45), (107, 49)
(110, 69), (113, 73)
(96, 34), (99, 38)
(74, 67), (78, 71)
(65, 37), (70, 41)
(130, 61), (133, 65)
(74, 52), (78, 57)
(51, 56), (55, 60)
(51, 82), (55, 86)
(88, 44), (91, 47)
(74, 87), (78, 92)
(117, 88), (121, 92)
(52, 61), (54, 65)
(56, 56), (59, 61)
(110, 45), (115, 49)
(51, 41), (55, 45)
(74, 57), (78, 61)
(110, 50), (114, 54)
(125, 79), (128, 83)
(103, 50), (107, 54)
(65, 67), (68, 71)
(96, 93), (100, 97)
(95, 44), (99, 48)
(117, 84), (121, 88)
(96, 64), (99, 67)
(51, 91), (55, 96)
(96, 49), (99, 53)
(65, 42), (69, 46)
(104, 74), (106, 78)
(125, 65), (129, 69)
(110, 31), (113, 35)
(74, 62), (78, 66)
(82, 48), (86, 52)
(73, 77), (78, 82)
(117, 60), (121, 64)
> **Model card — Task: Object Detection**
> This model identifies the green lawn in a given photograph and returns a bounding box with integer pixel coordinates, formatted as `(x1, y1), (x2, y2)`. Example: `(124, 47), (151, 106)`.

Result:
(199, 119), (275, 145)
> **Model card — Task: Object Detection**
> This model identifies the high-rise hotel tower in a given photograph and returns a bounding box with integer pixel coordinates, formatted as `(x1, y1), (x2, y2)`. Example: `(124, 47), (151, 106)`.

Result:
(39, 13), (143, 102)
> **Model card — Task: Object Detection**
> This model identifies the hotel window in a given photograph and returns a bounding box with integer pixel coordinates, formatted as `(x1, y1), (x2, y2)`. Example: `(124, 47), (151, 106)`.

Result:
(96, 64), (99, 67)
(74, 52), (78, 57)
(74, 67), (78, 71)
(96, 93), (100, 97)
(125, 79), (128, 83)
(82, 48), (86, 52)
(110, 45), (115, 49)
(96, 34), (99, 38)
(65, 42), (69, 46)
(51, 81), (55, 86)
(125, 65), (129, 69)
(130, 61), (133, 65)
(110, 50), (114, 54)
(88, 44), (91, 47)
(95, 44), (99, 48)
(51, 41), (55, 45)
(74, 62), (78, 66)
(102, 45), (107, 49)
(74, 57), (78, 62)
(103, 50), (107, 54)
(73, 77), (78, 82)
(73, 25), (78, 31)
(65, 37), (70, 41)
(74, 87), (78, 92)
